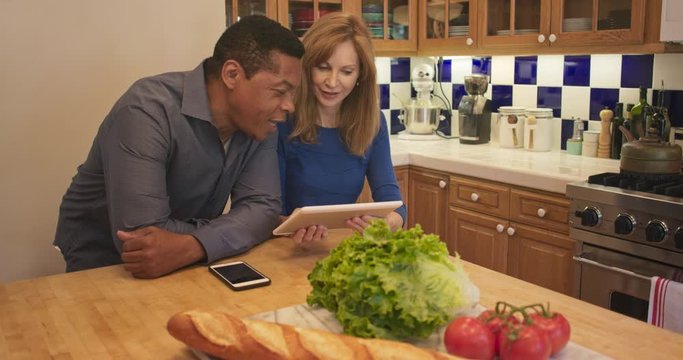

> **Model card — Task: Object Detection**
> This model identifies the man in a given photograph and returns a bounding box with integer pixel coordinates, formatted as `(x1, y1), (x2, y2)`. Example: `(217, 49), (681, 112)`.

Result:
(54, 16), (304, 278)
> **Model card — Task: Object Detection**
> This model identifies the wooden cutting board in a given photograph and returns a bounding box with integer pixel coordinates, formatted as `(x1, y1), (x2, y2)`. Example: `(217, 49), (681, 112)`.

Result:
(244, 304), (610, 360)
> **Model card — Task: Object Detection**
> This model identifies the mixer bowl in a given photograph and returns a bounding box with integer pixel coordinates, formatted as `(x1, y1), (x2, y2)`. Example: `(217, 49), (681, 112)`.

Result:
(464, 75), (489, 95)
(400, 104), (441, 134)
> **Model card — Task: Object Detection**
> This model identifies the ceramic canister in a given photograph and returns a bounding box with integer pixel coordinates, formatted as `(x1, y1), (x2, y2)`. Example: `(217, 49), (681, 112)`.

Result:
(524, 108), (553, 152)
(498, 106), (526, 148)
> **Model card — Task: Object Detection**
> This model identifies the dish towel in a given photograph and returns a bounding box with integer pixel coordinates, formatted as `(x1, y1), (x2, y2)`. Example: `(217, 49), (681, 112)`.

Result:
(647, 276), (683, 334)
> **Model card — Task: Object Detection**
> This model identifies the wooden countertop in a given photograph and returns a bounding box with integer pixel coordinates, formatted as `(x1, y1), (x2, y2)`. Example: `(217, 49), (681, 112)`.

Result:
(1, 230), (681, 359)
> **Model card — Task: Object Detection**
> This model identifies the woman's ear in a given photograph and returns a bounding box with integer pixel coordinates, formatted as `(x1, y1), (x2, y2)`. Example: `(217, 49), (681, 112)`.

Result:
(221, 60), (242, 89)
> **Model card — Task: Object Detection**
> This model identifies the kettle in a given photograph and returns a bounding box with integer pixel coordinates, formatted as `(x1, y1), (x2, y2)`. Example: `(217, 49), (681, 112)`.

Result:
(618, 125), (682, 174)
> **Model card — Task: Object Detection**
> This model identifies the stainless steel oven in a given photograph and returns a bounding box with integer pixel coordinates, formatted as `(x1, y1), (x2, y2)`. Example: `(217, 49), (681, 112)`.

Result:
(567, 172), (683, 321)
(572, 228), (683, 321)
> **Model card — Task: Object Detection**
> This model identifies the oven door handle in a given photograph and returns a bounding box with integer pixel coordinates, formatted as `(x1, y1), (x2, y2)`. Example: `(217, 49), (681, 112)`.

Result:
(573, 254), (651, 281)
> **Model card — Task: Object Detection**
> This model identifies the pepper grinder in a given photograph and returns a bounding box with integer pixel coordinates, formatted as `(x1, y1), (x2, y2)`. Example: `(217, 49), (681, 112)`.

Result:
(597, 107), (613, 158)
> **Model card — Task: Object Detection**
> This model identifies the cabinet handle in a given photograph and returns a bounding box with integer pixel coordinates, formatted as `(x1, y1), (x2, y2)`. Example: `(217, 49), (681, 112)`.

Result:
(496, 224), (505, 233)
(438, 180), (447, 189)
(537, 208), (546, 218)
(507, 227), (515, 236)
(470, 193), (479, 202)
(466, 37), (474, 46)
(549, 33), (557, 43)
(537, 34), (546, 43)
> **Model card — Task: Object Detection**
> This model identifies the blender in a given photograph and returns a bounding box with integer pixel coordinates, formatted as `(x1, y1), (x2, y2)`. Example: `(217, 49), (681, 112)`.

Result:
(458, 75), (492, 144)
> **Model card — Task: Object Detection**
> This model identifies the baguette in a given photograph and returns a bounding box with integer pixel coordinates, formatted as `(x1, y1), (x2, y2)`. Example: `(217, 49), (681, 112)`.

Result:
(167, 310), (462, 360)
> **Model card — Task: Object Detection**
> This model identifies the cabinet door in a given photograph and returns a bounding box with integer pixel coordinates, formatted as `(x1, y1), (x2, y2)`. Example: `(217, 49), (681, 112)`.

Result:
(395, 166), (409, 207)
(419, 0), (479, 52)
(448, 207), (508, 274)
(225, 0), (279, 26)
(356, 166), (408, 204)
(549, 0), (646, 47)
(355, 0), (418, 53)
(507, 222), (575, 295)
(478, 0), (551, 49)
(279, 0), (346, 36)
(408, 168), (448, 240)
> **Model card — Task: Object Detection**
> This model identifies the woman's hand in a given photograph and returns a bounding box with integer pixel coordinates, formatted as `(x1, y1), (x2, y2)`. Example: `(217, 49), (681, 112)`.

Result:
(345, 211), (404, 233)
(291, 224), (329, 244)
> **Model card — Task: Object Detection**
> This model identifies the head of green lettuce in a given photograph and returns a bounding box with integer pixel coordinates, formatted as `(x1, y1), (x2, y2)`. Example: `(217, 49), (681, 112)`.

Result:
(307, 220), (480, 340)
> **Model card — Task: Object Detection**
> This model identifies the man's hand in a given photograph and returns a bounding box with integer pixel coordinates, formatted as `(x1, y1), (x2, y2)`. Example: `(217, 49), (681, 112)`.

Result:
(291, 224), (328, 244)
(117, 226), (206, 279)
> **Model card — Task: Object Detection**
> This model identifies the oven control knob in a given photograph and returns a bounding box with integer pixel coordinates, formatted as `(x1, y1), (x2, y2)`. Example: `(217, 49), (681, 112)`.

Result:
(614, 214), (636, 235)
(578, 207), (601, 227)
(674, 227), (683, 249)
(645, 220), (668, 243)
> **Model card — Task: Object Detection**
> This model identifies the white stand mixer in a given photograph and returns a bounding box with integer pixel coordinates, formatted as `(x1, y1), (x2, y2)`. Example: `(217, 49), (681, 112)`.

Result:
(397, 62), (446, 140)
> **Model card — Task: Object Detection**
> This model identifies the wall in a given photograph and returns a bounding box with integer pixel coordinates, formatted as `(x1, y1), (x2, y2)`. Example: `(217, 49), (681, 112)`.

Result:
(0, 1), (224, 283)
(377, 54), (683, 150)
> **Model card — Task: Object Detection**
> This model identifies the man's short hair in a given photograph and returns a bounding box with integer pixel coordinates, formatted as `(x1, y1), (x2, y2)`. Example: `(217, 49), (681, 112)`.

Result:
(207, 15), (304, 79)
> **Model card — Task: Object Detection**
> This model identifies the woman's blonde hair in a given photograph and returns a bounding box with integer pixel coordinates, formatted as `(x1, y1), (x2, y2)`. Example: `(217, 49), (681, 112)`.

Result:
(290, 12), (379, 156)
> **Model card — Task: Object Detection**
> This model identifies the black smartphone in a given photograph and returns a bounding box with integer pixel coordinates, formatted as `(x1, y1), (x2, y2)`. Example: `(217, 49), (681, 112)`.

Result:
(209, 261), (271, 291)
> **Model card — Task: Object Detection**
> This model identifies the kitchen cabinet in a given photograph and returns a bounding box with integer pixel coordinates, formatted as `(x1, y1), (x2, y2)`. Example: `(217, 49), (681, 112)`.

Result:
(419, 0), (480, 53)
(507, 222), (575, 295)
(479, 0), (646, 50)
(408, 167), (449, 240)
(448, 207), (509, 273)
(225, 0), (279, 26)
(226, 0), (676, 56)
(277, 0), (346, 37)
(357, 0), (419, 54)
(357, 166), (409, 206)
(447, 174), (575, 295)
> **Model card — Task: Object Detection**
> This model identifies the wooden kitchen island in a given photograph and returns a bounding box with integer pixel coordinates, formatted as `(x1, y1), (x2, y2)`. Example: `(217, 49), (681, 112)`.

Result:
(1, 230), (682, 359)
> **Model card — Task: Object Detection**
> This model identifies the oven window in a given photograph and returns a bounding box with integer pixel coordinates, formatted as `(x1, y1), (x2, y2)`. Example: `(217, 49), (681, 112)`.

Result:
(610, 291), (649, 321)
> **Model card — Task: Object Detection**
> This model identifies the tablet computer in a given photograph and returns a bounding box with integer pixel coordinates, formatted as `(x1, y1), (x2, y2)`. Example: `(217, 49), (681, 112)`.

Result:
(272, 200), (403, 236)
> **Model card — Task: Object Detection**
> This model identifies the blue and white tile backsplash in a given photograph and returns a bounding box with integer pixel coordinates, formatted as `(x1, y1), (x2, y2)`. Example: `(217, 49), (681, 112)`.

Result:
(375, 54), (683, 150)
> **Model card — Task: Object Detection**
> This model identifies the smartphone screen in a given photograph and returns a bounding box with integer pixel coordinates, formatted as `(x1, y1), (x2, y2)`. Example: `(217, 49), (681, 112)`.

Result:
(209, 261), (271, 291)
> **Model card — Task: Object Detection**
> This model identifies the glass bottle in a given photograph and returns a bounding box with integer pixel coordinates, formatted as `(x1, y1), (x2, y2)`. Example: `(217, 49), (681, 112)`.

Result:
(622, 103), (634, 143)
(610, 103), (624, 159)
(629, 87), (650, 139)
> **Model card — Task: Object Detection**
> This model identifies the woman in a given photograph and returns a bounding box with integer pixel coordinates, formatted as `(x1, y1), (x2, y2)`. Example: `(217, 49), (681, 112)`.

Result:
(278, 12), (406, 243)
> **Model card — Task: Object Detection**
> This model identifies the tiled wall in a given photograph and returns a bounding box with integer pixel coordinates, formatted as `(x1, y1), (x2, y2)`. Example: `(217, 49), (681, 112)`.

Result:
(376, 54), (683, 150)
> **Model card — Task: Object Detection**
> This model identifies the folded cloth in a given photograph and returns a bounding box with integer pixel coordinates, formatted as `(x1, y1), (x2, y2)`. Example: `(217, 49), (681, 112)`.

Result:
(647, 276), (683, 334)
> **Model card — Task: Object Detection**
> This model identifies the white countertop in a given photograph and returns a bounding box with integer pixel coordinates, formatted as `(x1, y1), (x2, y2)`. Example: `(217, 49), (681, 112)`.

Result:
(389, 136), (621, 194)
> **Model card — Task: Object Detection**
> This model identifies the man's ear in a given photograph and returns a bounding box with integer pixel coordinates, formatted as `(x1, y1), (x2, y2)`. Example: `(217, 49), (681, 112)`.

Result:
(221, 60), (242, 90)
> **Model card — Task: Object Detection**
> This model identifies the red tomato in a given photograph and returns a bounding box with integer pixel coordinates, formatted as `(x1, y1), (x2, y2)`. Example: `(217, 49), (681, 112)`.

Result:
(443, 316), (496, 360)
(477, 309), (520, 355)
(499, 324), (551, 360)
(529, 312), (571, 355)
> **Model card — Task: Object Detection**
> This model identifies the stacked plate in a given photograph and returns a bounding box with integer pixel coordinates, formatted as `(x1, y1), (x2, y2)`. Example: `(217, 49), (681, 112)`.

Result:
(563, 17), (591, 32)
(449, 25), (469, 37)
(362, 4), (388, 39)
(495, 28), (538, 36)
(516, 28), (539, 35)
(290, 8), (335, 37)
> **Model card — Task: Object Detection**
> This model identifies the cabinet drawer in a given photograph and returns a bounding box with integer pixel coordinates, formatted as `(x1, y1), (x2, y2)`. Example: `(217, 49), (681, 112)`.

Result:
(509, 188), (570, 234)
(449, 176), (510, 218)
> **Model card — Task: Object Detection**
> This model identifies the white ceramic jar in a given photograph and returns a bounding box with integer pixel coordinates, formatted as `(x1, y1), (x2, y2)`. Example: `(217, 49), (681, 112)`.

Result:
(524, 108), (553, 152)
(498, 106), (526, 148)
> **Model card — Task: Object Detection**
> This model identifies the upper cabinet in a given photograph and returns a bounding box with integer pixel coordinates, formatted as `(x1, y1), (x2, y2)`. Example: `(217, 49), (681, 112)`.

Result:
(419, 0), (480, 52)
(225, 0), (678, 56)
(225, 0), (278, 26)
(359, 0), (419, 54)
(479, 0), (645, 50)
(277, 0), (345, 36)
